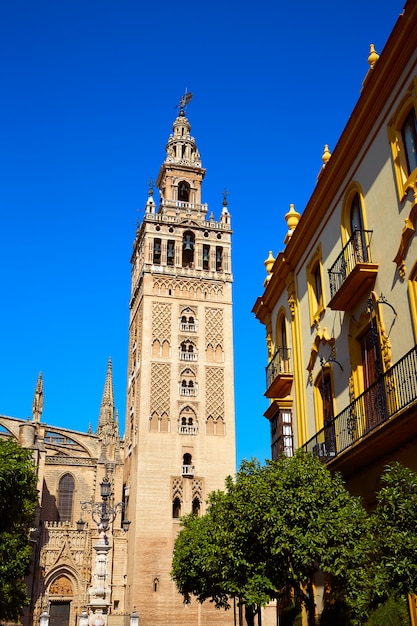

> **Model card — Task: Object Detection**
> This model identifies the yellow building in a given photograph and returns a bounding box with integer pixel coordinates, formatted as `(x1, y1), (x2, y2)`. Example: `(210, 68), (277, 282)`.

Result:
(0, 101), (236, 626)
(253, 0), (417, 507)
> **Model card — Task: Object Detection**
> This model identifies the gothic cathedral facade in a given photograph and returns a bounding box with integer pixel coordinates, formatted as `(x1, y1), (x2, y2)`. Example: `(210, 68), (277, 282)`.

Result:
(0, 104), (236, 626)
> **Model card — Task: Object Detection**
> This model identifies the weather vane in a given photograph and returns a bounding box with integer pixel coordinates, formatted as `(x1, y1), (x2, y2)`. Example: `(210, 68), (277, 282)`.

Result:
(177, 89), (193, 113)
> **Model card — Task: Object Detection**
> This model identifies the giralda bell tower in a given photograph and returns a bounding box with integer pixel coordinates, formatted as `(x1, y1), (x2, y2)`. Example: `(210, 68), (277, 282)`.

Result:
(124, 96), (236, 626)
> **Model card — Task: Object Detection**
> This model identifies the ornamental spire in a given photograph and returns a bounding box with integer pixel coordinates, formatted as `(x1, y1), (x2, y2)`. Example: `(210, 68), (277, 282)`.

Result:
(97, 358), (115, 435)
(164, 92), (201, 168)
(97, 358), (120, 462)
(32, 372), (43, 423)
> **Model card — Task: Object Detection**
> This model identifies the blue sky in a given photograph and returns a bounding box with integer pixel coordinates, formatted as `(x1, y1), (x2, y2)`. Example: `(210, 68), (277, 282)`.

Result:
(0, 0), (405, 465)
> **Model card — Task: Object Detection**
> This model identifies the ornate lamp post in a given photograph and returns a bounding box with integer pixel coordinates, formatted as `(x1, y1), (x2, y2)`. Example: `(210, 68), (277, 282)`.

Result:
(77, 476), (130, 624)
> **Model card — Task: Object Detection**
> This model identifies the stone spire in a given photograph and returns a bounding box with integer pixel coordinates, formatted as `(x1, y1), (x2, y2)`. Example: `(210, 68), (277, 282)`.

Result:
(97, 359), (120, 462)
(98, 357), (114, 430)
(32, 372), (43, 423)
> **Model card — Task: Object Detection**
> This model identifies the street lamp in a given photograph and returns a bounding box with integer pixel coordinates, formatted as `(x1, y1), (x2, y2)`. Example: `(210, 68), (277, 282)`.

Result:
(76, 476), (130, 622)
(78, 476), (130, 533)
(130, 608), (139, 626)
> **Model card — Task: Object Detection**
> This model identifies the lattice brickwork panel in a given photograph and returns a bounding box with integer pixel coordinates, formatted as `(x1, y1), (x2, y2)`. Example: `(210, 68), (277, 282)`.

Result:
(192, 479), (203, 501)
(153, 277), (223, 300)
(205, 367), (224, 420)
(205, 308), (224, 346)
(172, 478), (183, 501)
(152, 302), (172, 341)
(150, 363), (171, 416)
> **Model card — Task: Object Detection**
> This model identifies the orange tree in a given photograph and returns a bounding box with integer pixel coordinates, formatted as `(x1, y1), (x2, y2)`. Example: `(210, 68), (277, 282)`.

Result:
(172, 452), (369, 626)
(0, 438), (38, 622)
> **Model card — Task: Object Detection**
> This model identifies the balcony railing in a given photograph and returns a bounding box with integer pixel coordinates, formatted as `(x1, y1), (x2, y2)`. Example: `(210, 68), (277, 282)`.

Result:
(179, 322), (197, 332)
(179, 425), (198, 435)
(328, 230), (378, 310)
(179, 352), (198, 361)
(303, 344), (417, 461)
(179, 386), (197, 397)
(182, 464), (195, 477)
(265, 348), (293, 398)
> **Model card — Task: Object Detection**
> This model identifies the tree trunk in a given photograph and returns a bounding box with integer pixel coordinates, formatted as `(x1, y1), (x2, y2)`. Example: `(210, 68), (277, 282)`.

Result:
(245, 605), (256, 626)
(306, 575), (316, 626)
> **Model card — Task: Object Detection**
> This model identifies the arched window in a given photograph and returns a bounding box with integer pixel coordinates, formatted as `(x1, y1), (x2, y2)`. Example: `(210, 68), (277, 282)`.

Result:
(178, 181), (190, 202)
(153, 238), (161, 264)
(306, 245), (324, 326)
(172, 497), (181, 518)
(179, 309), (197, 332)
(182, 453), (194, 477)
(58, 474), (75, 522)
(167, 240), (175, 266)
(349, 192), (368, 263)
(192, 497), (201, 516)
(179, 406), (197, 434)
(401, 108), (417, 177)
(180, 340), (197, 361)
(388, 79), (417, 202)
(203, 245), (210, 270)
(215, 246), (223, 271)
(182, 231), (195, 267)
(278, 314), (290, 373)
(408, 262), (417, 341)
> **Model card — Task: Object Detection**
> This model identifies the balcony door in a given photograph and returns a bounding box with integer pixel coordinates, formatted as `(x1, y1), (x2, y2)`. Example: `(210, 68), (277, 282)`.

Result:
(361, 326), (385, 432)
(350, 193), (369, 263)
(318, 369), (336, 456)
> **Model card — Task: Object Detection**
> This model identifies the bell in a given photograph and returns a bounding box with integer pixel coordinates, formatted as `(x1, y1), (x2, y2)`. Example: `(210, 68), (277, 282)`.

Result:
(203, 248), (209, 262)
(154, 242), (161, 255)
(183, 236), (194, 251)
(167, 243), (175, 258)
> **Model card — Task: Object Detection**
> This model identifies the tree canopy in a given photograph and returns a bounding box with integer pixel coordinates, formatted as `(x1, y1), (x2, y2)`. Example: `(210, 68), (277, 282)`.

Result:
(0, 438), (38, 621)
(172, 451), (368, 626)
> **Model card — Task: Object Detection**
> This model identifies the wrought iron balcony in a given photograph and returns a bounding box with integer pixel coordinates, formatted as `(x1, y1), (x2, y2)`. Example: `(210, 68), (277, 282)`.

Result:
(303, 344), (417, 462)
(265, 348), (293, 398)
(328, 230), (378, 310)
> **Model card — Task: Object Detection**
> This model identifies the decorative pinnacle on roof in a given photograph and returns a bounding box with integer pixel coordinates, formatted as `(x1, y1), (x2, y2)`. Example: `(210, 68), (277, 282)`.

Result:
(32, 372), (43, 423)
(97, 358), (115, 435)
(368, 43), (379, 69)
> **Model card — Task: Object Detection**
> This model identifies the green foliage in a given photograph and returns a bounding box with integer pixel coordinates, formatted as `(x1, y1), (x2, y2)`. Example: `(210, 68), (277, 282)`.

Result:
(0, 438), (38, 621)
(172, 456), (417, 624)
(370, 463), (417, 600)
(364, 595), (409, 626)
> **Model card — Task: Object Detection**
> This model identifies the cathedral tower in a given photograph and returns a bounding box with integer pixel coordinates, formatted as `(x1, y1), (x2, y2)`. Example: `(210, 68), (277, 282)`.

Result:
(124, 101), (236, 625)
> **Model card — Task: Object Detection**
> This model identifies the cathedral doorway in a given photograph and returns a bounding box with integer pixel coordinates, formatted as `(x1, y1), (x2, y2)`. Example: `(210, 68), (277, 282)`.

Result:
(48, 574), (73, 626)
(49, 601), (70, 626)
